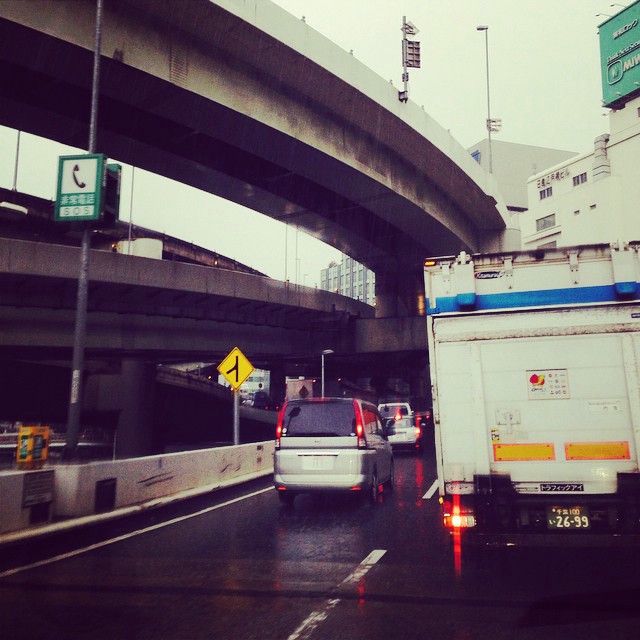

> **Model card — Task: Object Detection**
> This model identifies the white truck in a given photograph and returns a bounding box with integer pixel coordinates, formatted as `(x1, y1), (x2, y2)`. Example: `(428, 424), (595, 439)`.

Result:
(424, 242), (640, 535)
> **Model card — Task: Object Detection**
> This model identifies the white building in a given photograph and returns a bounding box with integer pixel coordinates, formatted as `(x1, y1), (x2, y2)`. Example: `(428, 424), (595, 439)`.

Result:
(320, 255), (376, 305)
(520, 2), (640, 249)
(520, 96), (640, 249)
(467, 139), (577, 212)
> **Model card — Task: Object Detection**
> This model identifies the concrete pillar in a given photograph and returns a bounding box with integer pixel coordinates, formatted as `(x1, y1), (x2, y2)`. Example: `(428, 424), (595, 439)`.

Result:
(269, 361), (286, 407)
(374, 268), (425, 318)
(115, 360), (157, 458)
(410, 363), (431, 411)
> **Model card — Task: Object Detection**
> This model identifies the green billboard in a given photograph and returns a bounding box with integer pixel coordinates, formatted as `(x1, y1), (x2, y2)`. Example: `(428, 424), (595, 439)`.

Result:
(599, 0), (640, 108)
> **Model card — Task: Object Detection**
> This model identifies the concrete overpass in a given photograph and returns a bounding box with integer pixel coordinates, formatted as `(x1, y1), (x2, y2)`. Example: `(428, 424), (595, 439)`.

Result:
(0, 0), (519, 318)
(0, 234), (428, 454)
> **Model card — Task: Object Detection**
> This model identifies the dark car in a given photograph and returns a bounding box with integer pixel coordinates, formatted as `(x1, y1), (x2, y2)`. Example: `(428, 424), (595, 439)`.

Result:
(252, 391), (278, 410)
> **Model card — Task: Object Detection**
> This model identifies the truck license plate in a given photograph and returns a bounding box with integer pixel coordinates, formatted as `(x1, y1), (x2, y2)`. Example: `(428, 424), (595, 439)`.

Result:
(546, 505), (590, 530)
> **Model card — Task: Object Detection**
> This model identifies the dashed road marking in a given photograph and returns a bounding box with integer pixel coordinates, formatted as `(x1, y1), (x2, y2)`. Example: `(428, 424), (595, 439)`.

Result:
(423, 479), (439, 500)
(287, 549), (387, 640)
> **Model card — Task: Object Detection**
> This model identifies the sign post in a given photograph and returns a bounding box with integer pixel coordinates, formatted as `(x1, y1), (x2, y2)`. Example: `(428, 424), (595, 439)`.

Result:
(217, 347), (255, 445)
(58, 0), (105, 459)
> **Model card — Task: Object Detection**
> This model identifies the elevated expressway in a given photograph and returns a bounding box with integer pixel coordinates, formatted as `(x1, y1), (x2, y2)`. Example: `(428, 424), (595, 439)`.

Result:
(0, 234), (386, 455)
(0, 0), (519, 453)
(0, 0), (519, 319)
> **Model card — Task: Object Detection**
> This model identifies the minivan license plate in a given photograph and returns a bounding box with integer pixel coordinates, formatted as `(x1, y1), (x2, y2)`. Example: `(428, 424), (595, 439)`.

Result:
(547, 505), (590, 530)
(301, 455), (334, 470)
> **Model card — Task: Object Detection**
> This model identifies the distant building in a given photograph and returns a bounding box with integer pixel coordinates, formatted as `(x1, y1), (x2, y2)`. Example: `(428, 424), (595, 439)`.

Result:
(467, 139), (577, 212)
(520, 95), (640, 249)
(519, 2), (640, 248)
(219, 369), (270, 395)
(320, 255), (375, 305)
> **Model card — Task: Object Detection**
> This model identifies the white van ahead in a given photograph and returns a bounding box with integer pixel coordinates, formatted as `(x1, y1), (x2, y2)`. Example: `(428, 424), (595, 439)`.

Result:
(274, 398), (394, 505)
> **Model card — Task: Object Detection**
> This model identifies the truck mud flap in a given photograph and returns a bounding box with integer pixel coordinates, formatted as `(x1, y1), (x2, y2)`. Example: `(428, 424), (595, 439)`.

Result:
(474, 474), (515, 532)
(618, 472), (640, 533)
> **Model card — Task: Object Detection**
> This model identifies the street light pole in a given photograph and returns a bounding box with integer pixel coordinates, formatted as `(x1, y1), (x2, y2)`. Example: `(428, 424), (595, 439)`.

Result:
(321, 349), (334, 398)
(66, 0), (103, 459)
(477, 25), (493, 174)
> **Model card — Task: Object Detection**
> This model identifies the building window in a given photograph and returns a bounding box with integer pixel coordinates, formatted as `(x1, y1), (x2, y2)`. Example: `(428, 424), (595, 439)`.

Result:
(536, 213), (556, 232)
(572, 172), (587, 186)
(538, 241), (557, 249)
(539, 186), (553, 200)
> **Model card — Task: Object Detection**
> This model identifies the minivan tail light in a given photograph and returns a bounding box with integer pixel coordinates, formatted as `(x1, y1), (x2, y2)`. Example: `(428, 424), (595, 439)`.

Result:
(275, 404), (286, 449)
(353, 401), (367, 448)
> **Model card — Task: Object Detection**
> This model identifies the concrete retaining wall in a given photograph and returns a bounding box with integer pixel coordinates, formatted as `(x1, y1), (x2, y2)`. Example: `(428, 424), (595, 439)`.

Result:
(0, 471), (34, 534)
(0, 442), (274, 535)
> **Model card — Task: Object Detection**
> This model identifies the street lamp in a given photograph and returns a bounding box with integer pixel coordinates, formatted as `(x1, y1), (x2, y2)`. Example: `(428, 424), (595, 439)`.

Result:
(476, 25), (494, 174)
(476, 26), (502, 172)
(321, 349), (334, 398)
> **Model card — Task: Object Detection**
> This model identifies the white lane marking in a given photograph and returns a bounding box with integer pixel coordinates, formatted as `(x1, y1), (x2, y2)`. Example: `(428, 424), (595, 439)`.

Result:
(339, 549), (387, 585)
(423, 479), (439, 500)
(286, 549), (387, 640)
(0, 487), (273, 579)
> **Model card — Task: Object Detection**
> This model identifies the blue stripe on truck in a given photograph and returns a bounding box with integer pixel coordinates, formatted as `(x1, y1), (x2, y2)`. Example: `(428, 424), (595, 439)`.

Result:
(426, 283), (639, 315)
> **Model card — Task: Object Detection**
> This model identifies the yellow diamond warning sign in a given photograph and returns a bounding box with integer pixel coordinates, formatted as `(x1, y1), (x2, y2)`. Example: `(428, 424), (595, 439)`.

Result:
(217, 347), (254, 390)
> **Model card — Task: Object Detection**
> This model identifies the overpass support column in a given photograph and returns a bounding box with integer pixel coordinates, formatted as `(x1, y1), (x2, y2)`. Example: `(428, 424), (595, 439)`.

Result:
(115, 360), (157, 458)
(410, 363), (431, 411)
(374, 269), (425, 318)
(269, 362), (286, 407)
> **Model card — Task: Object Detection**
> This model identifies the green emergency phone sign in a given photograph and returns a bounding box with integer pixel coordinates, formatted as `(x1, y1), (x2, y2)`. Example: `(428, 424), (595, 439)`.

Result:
(54, 153), (105, 222)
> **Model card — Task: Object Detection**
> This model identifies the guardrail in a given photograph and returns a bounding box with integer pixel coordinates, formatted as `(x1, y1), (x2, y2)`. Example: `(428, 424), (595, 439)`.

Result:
(0, 441), (274, 538)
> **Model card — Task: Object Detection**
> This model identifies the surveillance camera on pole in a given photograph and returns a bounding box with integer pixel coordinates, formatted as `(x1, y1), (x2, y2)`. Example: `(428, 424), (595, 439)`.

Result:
(400, 16), (420, 103)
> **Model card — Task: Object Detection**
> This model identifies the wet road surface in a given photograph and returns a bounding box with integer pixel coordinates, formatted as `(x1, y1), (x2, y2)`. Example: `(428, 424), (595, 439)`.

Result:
(1, 450), (639, 639)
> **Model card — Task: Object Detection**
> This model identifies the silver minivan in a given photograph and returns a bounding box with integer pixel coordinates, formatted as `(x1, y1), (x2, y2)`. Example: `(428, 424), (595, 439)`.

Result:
(274, 398), (394, 505)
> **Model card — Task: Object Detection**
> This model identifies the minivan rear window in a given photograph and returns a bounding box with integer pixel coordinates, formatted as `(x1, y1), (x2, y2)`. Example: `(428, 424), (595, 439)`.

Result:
(282, 402), (356, 437)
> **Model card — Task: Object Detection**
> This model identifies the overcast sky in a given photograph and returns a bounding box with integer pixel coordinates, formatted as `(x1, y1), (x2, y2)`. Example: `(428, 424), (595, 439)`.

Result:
(0, 0), (618, 283)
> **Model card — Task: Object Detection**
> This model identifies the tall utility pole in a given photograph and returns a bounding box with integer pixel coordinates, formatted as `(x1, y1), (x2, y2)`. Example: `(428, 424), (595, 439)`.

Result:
(399, 16), (420, 103)
(65, 0), (103, 458)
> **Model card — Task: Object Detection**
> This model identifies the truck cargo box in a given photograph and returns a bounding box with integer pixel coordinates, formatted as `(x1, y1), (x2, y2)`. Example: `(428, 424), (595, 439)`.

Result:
(424, 242), (640, 534)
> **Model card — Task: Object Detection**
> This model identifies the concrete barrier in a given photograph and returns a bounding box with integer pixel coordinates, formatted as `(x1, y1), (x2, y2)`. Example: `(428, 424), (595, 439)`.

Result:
(0, 442), (274, 536)
(0, 471), (36, 534)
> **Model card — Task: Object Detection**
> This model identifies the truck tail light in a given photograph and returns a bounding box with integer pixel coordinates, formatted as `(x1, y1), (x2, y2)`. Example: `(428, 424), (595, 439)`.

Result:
(441, 498), (476, 529)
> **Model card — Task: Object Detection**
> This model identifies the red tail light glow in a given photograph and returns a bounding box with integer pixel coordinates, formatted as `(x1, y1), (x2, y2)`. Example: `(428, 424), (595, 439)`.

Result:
(275, 405), (286, 448)
(394, 411), (402, 421)
(353, 401), (366, 448)
(442, 497), (476, 529)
